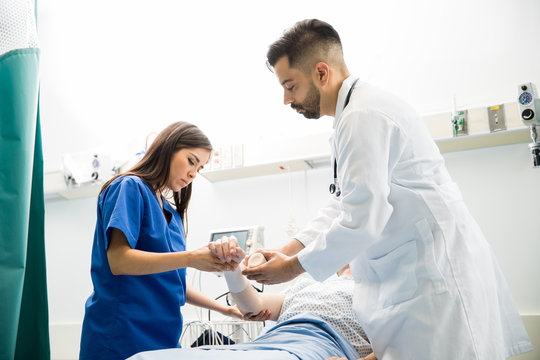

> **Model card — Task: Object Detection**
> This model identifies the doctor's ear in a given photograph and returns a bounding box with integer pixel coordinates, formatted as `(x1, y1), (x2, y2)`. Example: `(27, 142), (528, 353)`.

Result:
(313, 62), (330, 85)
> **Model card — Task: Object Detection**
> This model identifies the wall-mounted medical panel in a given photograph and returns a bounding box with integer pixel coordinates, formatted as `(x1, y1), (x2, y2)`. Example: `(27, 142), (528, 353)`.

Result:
(200, 101), (531, 183)
(44, 171), (103, 200)
(44, 101), (532, 191)
(200, 158), (315, 182)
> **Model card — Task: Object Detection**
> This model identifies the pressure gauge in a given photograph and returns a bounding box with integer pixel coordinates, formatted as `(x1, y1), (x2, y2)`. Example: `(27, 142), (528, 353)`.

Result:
(519, 92), (533, 106)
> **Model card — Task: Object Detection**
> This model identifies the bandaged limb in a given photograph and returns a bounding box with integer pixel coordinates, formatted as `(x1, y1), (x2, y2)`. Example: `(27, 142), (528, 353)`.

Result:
(224, 266), (250, 293)
(223, 266), (284, 321)
(225, 252), (267, 294)
(247, 252), (266, 267)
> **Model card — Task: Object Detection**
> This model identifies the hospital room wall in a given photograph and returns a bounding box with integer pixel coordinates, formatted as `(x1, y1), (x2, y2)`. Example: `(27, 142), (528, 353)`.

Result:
(44, 144), (540, 358)
(38, 0), (540, 173)
(37, 0), (540, 357)
(180, 145), (540, 320)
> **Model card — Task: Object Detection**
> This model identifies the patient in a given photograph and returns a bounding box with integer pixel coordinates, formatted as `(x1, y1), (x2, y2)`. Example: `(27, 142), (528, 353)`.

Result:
(214, 236), (375, 360)
(128, 237), (375, 360)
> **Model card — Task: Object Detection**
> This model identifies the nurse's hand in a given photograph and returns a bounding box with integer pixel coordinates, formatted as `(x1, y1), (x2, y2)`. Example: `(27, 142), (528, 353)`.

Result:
(326, 355), (376, 360)
(218, 305), (244, 319)
(325, 353), (377, 360)
(242, 250), (305, 285)
(189, 245), (236, 272)
(243, 309), (272, 322)
(208, 236), (245, 265)
(361, 354), (377, 360)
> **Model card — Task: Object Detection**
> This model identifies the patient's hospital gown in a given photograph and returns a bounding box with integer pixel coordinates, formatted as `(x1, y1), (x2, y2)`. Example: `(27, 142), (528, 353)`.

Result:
(127, 275), (372, 360)
(278, 276), (372, 357)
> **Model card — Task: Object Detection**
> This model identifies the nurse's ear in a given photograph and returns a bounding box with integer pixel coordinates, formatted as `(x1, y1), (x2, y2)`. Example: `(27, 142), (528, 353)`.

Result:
(313, 62), (330, 86)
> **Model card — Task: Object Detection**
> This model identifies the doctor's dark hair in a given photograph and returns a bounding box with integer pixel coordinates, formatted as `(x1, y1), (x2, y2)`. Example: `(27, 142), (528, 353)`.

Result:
(100, 121), (212, 229)
(266, 19), (344, 74)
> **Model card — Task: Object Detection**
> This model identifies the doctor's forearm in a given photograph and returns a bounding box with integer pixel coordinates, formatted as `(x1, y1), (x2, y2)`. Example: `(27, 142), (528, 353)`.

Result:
(279, 239), (305, 256)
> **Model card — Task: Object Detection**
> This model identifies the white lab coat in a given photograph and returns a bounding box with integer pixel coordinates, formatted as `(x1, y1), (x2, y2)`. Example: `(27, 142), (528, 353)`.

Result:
(296, 77), (533, 359)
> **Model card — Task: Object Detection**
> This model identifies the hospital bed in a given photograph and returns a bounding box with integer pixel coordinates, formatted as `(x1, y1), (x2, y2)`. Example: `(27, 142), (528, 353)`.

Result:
(127, 313), (360, 360)
(180, 319), (264, 347)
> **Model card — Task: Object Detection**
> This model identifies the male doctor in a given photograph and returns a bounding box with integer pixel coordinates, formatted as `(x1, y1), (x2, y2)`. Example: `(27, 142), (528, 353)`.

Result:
(242, 19), (532, 359)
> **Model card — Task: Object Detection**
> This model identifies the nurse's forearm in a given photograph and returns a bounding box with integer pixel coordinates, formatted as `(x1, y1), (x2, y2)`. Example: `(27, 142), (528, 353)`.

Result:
(186, 285), (228, 313)
(107, 229), (231, 275)
(108, 248), (224, 275)
(279, 239), (305, 256)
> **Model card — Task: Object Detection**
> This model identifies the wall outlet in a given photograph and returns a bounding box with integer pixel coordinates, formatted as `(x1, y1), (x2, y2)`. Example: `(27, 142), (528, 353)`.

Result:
(488, 104), (507, 132)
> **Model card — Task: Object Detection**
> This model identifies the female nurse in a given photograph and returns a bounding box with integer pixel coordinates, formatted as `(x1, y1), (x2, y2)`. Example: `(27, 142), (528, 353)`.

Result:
(79, 121), (241, 360)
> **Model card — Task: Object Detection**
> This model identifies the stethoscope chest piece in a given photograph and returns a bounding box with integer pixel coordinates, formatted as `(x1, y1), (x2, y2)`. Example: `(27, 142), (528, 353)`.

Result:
(329, 182), (336, 195)
(329, 181), (341, 197)
(329, 159), (341, 197)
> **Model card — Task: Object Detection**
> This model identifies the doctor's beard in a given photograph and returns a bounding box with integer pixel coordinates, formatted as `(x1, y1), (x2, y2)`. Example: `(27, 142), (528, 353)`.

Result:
(291, 82), (321, 119)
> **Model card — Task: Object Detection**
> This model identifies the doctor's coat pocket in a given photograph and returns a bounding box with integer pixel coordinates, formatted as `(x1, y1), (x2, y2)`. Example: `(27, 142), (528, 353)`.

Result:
(369, 240), (418, 308)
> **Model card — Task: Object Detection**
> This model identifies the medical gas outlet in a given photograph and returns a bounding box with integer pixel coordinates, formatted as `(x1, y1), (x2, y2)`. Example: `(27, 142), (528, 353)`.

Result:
(451, 110), (468, 137)
(517, 82), (540, 167)
(488, 105), (507, 133)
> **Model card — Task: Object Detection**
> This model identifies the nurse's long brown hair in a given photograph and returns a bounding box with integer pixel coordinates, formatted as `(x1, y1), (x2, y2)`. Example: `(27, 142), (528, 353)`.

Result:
(100, 121), (212, 229)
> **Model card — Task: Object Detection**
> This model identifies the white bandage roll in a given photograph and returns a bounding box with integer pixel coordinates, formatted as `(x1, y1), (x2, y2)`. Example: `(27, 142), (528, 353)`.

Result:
(247, 252), (266, 268)
(223, 267), (249, 293)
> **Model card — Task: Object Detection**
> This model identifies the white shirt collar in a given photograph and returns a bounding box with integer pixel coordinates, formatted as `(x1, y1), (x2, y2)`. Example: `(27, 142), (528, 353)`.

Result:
(333, 75), (359, 129)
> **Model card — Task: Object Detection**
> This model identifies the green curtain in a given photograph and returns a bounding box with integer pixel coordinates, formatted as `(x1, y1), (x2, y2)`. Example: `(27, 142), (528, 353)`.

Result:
(0, 46), (50, 359)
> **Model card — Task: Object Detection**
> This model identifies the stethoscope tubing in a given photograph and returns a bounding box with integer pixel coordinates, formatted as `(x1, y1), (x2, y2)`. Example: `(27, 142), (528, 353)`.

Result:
(330, 78), (359, 197)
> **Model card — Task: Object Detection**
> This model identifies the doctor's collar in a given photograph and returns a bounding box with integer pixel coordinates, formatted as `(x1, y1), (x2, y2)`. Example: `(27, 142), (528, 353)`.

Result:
(333, 75), (360, 128)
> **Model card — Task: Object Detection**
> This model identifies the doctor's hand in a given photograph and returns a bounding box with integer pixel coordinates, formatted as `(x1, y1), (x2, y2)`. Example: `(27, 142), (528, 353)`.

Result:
(208, 236), (246, 267)
(242, 250), (305, 285)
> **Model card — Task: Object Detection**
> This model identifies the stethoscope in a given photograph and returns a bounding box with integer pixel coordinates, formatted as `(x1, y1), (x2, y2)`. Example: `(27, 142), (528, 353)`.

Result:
(329, 79), (358, 198)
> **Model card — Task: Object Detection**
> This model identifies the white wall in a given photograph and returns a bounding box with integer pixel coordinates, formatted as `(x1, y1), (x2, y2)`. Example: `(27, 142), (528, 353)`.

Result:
(38, 0), (540, 358)
(45, 145), (540, 358)
(443, 144), (540, 314)
(38, 0), (540, 172)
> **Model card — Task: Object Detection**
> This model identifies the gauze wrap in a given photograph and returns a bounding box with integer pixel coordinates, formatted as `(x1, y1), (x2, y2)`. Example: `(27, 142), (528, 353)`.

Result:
(224, 266), (249, 293)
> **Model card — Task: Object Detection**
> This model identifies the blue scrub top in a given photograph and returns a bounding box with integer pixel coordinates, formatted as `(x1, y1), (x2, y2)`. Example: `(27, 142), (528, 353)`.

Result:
(80, 175), (187, 360)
